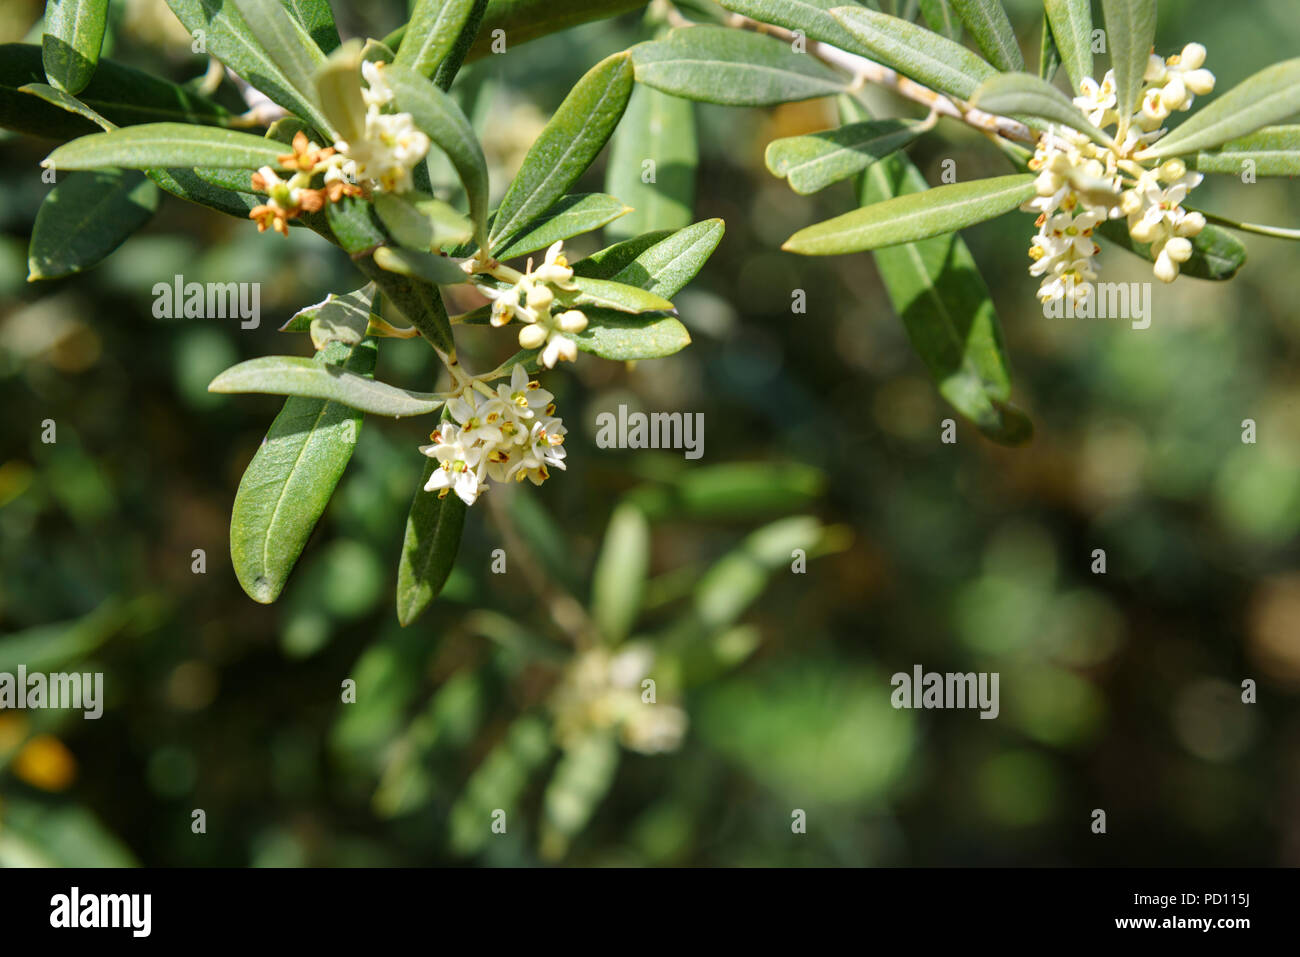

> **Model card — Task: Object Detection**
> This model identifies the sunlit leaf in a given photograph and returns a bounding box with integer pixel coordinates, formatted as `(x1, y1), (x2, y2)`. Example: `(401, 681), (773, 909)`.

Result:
(209, 354), (448, 416)
(42, 0), (109, 95)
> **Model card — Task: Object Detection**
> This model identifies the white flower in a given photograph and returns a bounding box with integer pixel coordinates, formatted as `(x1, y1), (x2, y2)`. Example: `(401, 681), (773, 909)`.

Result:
(360, 60), (395, 108)
(329, 61), (429, 194)
(421, 424), (487, 505)
(531, 241), (577, 289)
(1073, 73), (1118, 128)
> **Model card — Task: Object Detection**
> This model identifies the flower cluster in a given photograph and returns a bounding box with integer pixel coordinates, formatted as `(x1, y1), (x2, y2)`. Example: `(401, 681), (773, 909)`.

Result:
(248, 61), (429, 236)
(481, 241), (590, 368)
(550, 645), (688, 755)
(327, 60), (430, 195)
(420, 365), (567, 506)
(1023, 44), (1215, 302)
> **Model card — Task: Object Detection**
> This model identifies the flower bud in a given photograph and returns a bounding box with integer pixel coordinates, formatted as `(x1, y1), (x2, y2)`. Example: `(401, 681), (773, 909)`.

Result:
(1129, 218), (1160, 244)
(1154, 249), (1179, 283)
(1159, 76), (1188, 111)
(518, 323), (547, 350)
(526, 283), (554, 310)
(1159, 159), (1187, 183)
(1183, 69), (1215, 95)
(1165, 237), (1193, 263)
(1180, 43), (1207, 70)
(1176, 211), (1207, 237)
(557, 309), (588, 334)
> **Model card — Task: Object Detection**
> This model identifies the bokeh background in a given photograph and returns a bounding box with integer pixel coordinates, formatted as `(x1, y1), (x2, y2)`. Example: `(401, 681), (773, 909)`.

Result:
(1, 0), (1298, 866)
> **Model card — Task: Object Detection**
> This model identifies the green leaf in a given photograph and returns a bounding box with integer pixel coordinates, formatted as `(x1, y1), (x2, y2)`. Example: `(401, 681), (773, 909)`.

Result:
(314, 38), (367, 144)
(489, 51), (634, 249)
(145, 166), (260, 218)
(562, 276), (675, 314)
(853, 102), (1029, 444)
(717, 0), (863, 51)
(570, 230), (674, 280)
(229, 0), (329, 126)
(281, 0), (341, 53)
(590, 502), (650, 644)
(43, 122), (290, 171)
(374, 246), (469, 286)
(355, 257), (458, 355)
(1043, 0), (1092, 93)
(631, 26), (846, 107)
(1099, 0), (1156, 124)
(605, 84), (697, 240)
(586, 218), (725, 299)
(461, 0), (644, 60)
(540, 730), (620, 860)
(281, 283), (375, 333)
(28, 169), (160, 280)
(765, 118), (924, 195)
(971, 72), (1112, 147)
(950, 0), (1023, 72)
(626, 462), (825, 522)
(165, 0), (332, 132)
(2, 43), (233, 139)
(209, 355), (448, 416)
(20, 81), (113, 129)
(448, 715), (552, 857)
(396, 459), (468, 626)
(1038, 15), (1061, 83)
(229, 340), (375, 605)
(42, 0), (109, 95)
(574, 310), (692, 360)
(393, 0), (477, 78)
(1097, 218), (1245, 281)
(1190, 126), (1300, 177)
(1195, 209), (1300, 242)
(783, 172), (1034, 254)
(373, 191), (474, 251)
(919, 0), (961, 40)
(830, 6), (997, 99)
(387, 63), (490, 250)
(1140, 59), (1300, 160)
(493, 193), (631, 260)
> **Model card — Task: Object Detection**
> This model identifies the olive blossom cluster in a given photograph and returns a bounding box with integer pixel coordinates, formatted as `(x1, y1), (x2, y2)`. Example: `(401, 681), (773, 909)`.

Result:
(479, 241), (590, 369)
(420, 365), (567, 506)
(247, 60), (429, 235)
(1024, 44), (1216, 303)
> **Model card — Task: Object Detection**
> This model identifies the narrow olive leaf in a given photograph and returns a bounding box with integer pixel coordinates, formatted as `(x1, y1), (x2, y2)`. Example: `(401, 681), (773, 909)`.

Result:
(1195, 209), (1300, 241)
(590, 502), (650, 644)
(601, 218), (725, 299)
(630, 26), (846, 108)
(461, 0), (644, 61)
(605, 84), (696, 240)
(396, 459), (468, 626)
(561, 276), (675, 314)
(354, 256), (458, 354)
(859, 143), (1030, 445)
(433, 0), (488, 91)
(540, 730), (619, 859)
(42, 0), (109, 95)
(1140, 59), (1300, 160)
(919, 0), (961, 40)
(489, 51), (634, 249)
(1096, 218), (1245, 280)
(1038, 16), (1061, 83)
(830, 6), (997, 100)
(229, 340), (375, 604)
(783, 172), (1034, 254)
(28, 169), (160, 280)
(373, 191), (474, 251)
(765, 118), (924, 195)
(393, 0), (477, 78)
(626, 462), (825, 522)
(387, 63), (490, 249)
(165, 0), (331, 132)
(43, 122), (290, 171)
(3, 43), (233, 139)
(374, 246), (470, 286)
(281, 283), (375, 333)
(229, 0), (328, 124)
(1043, 0), (1092, 93)
(314, 38), (366, 144)
(281, 0), (341, 53)
(717, 0), (863, 51)
(950, 0), (1023, 71)
(1190, 126), (1300, 177)
(1100, 0), (1156, 122)
(570, 230), (674, 281)
(493, 193), (631, 261)
(209, 355), (448, 416)
(971, 72), (1112, 147)
(574, 310), (692, 361)
(145, 167), (261, 218)
(20, 81), (113, 130)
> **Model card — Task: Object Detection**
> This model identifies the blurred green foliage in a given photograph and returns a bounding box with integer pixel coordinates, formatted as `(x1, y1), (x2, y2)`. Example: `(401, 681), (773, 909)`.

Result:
(1, 0), (1297, 865)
